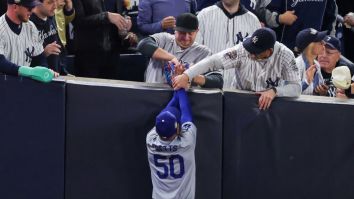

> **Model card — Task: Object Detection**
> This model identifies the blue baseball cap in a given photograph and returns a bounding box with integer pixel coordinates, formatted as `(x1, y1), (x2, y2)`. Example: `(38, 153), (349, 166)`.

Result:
(324, 35), (341, 51)
(243, 28), (277, 54)
(155, 107), (181, 139)
(295, 28), (327, 52)
(7, 0), (41, 8)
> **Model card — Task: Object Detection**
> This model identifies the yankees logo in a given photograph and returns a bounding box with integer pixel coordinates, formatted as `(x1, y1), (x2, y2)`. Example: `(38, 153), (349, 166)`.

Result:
(24, 46), (35, 63)
(266, 77), (280, 88)
(249, 0), (257, 10)
(252, 36), (258, 44)
(235, 32), (249, 45)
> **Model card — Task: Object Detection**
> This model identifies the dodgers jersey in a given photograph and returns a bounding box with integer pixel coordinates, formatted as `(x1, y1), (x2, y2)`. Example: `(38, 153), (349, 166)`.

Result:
(185, 41), (300, 93)
(146, 122), (197, 199)
(196, 2), (261, 88)
(145, 32), (211, 83)
(0, 15), (43, 66)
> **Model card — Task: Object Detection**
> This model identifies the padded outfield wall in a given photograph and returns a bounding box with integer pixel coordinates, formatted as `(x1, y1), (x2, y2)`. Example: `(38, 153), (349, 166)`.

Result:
(1, 75), (354, 199)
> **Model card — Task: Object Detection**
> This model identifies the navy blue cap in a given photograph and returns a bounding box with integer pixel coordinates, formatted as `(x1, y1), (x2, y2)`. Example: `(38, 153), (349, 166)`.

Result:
(324, 35), (341, 51)
(155, 107), (181, 139)
(175, 13), (198, 32)
(243, 28), (276, 54)
(7, 0), (41, 8)
(295, 28), (327, 52)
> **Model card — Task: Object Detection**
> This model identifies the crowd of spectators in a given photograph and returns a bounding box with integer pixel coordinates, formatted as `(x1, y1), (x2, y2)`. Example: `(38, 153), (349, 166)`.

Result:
(0, 0), (354, 98)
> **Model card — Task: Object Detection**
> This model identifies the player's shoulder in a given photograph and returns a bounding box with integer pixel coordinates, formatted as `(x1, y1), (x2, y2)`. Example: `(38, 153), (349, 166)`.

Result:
(146, 127), (159, 143)
(275, 42), (294, 57)
(181, 122), (197, 133)
(151, 32), (174, 44)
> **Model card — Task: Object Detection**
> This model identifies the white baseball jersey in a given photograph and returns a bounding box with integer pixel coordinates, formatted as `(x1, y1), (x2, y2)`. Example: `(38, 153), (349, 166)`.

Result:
(146, 122), (197, 199)
(196, 3), (261, 88)
(296, 55), (324, 95)
(0, 15), (43, 66)
(145, 32), (211, 83)
(185, 41), (300, 95)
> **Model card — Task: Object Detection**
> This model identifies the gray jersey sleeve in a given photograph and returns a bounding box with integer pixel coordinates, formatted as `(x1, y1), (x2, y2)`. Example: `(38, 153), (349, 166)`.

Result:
(277, 49), (301, 97)
(184, 46), (241, 80)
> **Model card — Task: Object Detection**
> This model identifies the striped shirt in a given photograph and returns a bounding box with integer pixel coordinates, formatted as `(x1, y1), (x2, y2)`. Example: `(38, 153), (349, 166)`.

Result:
(145, 32), (211, 83)
(184, 41), (300, 95)
(196, 2), (261, 88)
(0, 15), (43, 67)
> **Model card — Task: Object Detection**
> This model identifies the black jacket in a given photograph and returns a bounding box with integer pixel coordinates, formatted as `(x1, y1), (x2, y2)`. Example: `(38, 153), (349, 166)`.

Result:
(73, 0), (124, 52)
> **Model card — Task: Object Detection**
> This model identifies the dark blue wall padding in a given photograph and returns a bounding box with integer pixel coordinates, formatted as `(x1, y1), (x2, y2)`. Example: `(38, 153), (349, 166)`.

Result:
(223, 91), (354, 199)
(65, 81), (223, 199)
(0, 75), (65, 199)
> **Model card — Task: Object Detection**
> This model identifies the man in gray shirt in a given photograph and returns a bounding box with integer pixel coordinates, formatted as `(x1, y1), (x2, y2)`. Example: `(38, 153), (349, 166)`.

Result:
(137, 13), (223, 89)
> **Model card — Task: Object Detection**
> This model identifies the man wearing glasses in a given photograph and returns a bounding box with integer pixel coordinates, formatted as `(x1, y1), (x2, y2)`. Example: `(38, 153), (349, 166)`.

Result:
(173, 27), (301, 110)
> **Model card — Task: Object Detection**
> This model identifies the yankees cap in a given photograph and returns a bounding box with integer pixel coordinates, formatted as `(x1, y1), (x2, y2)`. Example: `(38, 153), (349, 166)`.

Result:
(7, 0), (41, 8)
(155, 107), (181, 139)
(243, 27), (276, 55)
(175, 13), (198, 33)
(295, 28), (327, 52)
(324, 35), (341, 51)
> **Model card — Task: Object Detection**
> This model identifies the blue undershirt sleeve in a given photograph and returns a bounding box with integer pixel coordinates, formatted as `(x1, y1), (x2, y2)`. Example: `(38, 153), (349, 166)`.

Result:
(176, 89), (192, 123)
(0, 54), (20, 76)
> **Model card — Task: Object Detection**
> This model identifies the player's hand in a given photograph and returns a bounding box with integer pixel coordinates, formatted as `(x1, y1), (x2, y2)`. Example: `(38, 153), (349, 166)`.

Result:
(305, 64), (316, 84)
(108, 12), (128, 31)
(314, 84), (329, 96)
(279, 10), (297, 26)
(161, 16), (176, 30)
(172, 74), (190, 90)
(174, 63), (185, 76)
(256, 89), (276, 110)
(44, 41), (61, 56)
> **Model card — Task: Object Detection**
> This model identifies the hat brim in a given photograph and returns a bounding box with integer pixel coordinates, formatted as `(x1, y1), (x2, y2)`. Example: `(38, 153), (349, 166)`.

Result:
(175, 26), (196, 33)
(243, 37), (264, 55)
(314, 31), (328, 42)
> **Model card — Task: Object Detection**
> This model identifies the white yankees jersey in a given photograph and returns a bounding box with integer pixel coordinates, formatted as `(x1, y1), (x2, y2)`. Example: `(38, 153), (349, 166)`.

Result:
(146, 122), (197, 199)
(145, 32), (211, 83)
(0, 15), (43, 66)
(196, 3), (261, 89)
(185, 41), (300, 95)
(296, 55), (324, 95)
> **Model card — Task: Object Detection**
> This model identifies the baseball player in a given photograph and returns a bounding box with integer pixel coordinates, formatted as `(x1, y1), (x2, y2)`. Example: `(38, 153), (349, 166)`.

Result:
(146, 89), (197, 199)
(0, 0), (57, 82)
(196, 0), (261, 88)
(138, 13), (223, 89)
(173, 28), (301, 110)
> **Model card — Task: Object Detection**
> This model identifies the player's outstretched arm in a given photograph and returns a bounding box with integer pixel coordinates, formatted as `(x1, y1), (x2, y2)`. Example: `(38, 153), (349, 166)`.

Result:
(176, 89), (192, 123)
(161, 91), (179, 112)
(0, 55), (20, 76)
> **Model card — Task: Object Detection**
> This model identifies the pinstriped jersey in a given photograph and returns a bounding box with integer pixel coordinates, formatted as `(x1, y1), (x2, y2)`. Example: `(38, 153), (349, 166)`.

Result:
(146, 122), (197, 199)
(195, 3), (261, 89)
(0, 15), (43, 66)
(219, 41), (300, 91)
